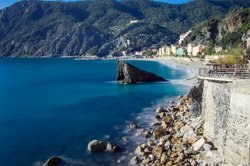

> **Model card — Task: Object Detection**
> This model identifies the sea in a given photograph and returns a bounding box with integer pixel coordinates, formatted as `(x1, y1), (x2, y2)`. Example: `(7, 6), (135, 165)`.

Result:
(0, 58), (191, 166)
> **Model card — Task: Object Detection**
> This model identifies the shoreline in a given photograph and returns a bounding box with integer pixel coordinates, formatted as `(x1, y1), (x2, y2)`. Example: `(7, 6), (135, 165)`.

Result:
(127, 57), (206, 87)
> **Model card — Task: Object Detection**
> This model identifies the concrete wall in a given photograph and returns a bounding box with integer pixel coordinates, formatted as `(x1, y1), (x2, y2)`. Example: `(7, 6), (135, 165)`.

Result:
(202, 79), (250, 165)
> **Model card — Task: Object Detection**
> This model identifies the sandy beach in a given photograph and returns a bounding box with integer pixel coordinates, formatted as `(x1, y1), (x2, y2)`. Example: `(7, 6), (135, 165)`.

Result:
(129, 57), (206, 86)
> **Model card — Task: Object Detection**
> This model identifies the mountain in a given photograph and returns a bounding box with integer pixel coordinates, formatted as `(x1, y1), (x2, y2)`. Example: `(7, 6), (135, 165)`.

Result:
(0, 0), (250, 57)
(182, 8), (250, 50)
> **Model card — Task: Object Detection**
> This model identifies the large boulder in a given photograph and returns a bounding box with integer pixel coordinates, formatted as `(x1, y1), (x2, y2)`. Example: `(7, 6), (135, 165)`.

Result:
(87, 140), (106, 152)
(116, 60), (166, 84)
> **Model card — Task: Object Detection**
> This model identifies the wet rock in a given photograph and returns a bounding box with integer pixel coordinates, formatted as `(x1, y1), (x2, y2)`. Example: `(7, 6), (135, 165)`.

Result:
(128, 123), (138, 129)
(159, 112), (166, 118)
(143, 131), (152, 138)
(44, 156), (63, 166)
(87, 140), (106, 152)
(147, 140), (155, 147)
(121, 136), (128, 142)
(106, 142), (121, 153)
(135, 145), (144, 156)
(156, 107), (164, 113)
(151, 121), (161, 126)
(142, 157), (151, 164)
(130, 156), (140, 165)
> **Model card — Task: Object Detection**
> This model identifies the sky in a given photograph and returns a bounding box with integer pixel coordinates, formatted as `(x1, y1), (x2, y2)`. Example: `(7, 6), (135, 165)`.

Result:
(0, 0), (192, 9)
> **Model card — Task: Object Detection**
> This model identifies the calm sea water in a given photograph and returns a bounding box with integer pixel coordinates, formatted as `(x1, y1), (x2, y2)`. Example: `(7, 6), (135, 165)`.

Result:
(0, 58), (190, 166)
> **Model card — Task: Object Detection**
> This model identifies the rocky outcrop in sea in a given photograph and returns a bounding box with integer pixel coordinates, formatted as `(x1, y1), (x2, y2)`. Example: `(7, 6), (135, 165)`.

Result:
(117, 60), (166, 84)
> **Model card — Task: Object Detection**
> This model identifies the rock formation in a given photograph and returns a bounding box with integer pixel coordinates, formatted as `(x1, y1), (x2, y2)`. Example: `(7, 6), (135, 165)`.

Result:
(44, 156), (63, 166)
(116, 60), (166, 84)
(87, 140), (106, 153)
(87, 140), (121, 153)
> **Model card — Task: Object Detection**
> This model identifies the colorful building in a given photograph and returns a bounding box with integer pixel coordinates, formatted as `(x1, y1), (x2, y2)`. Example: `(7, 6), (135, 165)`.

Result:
(171, 45), (177, 55)
(176, 48), (186, 56)
(192, 45), (205, 57)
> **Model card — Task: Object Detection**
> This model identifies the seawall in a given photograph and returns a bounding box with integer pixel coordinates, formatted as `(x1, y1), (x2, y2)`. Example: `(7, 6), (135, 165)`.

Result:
(196, 79), (250, 165)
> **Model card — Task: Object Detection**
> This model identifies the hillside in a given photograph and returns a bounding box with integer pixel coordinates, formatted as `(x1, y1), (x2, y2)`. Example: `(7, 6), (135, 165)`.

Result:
(0, 0), (250, 57)
(183, 8), (250, 49)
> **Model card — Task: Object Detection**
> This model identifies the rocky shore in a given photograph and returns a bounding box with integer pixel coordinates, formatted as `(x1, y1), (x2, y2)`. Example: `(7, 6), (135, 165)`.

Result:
(129, 95), (223, 166)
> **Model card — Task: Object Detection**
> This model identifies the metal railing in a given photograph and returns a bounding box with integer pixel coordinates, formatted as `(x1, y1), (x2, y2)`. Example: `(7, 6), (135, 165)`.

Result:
(198, 68), (250, 79)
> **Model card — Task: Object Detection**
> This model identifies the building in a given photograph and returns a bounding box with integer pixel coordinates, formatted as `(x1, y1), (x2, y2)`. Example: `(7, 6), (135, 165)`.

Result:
(157, 46), (171, 56)
(187, 44), (193, 56)
(176, 48), (186, 56)
(129, 20), (139, 24)
(171, 45), (177, 55)
(178, 30), (192, 45)
(192, 45), (205, 57)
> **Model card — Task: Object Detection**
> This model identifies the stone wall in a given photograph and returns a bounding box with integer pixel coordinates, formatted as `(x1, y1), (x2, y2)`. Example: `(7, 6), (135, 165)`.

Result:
(201, 79), (250, 165)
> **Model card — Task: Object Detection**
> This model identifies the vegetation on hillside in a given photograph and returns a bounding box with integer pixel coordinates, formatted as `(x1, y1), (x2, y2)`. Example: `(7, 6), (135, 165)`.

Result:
(183, 8), (250, 51)
(0, 0), (250, 57)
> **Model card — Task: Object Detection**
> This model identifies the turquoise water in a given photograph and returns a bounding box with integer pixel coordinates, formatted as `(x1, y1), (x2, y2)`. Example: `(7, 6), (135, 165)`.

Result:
(0, 58), (190, 166)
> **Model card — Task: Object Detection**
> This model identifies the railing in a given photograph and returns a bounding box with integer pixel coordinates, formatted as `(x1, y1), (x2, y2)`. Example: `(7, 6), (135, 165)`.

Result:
(198, 68), (250, 79)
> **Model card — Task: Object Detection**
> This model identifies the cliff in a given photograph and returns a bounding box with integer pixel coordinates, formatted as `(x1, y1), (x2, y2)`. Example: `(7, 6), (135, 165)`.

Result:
(0, 0), (250, 57)
(183, 8), (250, 49)
(116, 60), (166, 84)
(189, 79), (250, 165)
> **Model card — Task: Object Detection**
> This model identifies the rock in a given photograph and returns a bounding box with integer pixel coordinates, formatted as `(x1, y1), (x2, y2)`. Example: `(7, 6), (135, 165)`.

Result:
(192, 137), (205, 151)
(106, 142), (121, 153)
(143, 131), (152, 138)
(203, 143), (212, 151)
(87, 140), (106, 152)
(121, 136), (128, 142)
(142, 157), (151, 164)
(135, 145), (144, 156)
(147, 140), (155, 147)
(155, 115), (161, 121)
(183, 129), (197, 144)
(164, 141), (171, 148)
(162, 121), (168, 129)
(44, 156), (62, 166)
(151, 121), (161, 126)
(156, 107), (164, 113)
(166, 161), (173, 166)
(128, 123), (138, 129)
(153, 127), (167, 139)
(160, 153), (168, 163)
(116, 60), (166, 84)
(130, 156), (140, 165)
(159, 112), (166, 118)
(153, 146), (165, 158)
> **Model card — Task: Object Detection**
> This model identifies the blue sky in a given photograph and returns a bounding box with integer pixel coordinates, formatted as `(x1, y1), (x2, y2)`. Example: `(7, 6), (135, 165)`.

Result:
(0, 0), (192, 9)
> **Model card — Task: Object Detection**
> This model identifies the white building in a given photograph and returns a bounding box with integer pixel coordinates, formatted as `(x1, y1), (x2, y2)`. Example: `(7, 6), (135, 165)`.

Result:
(130, 20), (139, 24)
(178, 30), (192, 45)
(187, 44), (193, 56)
(171, 45), (177, 55)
